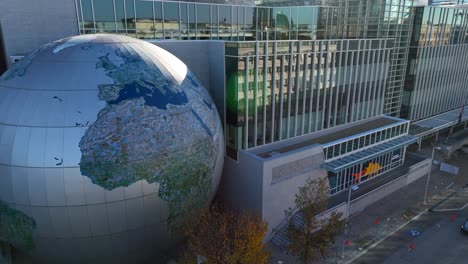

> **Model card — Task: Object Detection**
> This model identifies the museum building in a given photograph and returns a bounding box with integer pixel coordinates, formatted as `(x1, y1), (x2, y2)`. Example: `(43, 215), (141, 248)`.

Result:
(0, 0), (468, 261)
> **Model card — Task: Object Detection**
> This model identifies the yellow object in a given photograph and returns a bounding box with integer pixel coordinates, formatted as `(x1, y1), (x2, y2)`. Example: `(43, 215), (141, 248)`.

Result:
(364, 162), (381, 176)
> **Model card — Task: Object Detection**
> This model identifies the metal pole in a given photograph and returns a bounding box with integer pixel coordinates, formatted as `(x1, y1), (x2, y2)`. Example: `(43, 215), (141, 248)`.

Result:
(341, 185), (353, 258)
(423, 146), (436, 205)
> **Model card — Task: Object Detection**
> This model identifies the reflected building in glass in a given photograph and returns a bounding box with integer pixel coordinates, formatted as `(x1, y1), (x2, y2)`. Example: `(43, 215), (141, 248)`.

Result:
(73, 0), (415, 154)
(403, 3), (468, 121)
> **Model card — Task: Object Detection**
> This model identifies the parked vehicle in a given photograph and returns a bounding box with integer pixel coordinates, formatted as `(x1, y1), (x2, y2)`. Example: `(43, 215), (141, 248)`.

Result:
(461, 219), (468, 234)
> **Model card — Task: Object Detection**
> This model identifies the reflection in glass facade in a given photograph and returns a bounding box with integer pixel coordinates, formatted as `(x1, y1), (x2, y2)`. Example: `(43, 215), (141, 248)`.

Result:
(330, 0), (415, 119)
(75, 0), (419, 159)
(403, 5), (468, 120)
(225, 39), (393, 156)
(76, 0), (339, 41)
(260, 0), (415, 117)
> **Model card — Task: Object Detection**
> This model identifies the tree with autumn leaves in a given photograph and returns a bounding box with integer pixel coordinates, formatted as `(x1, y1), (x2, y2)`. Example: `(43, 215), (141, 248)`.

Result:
(287, 177), (344, 264)
(179, 202), (270, 264)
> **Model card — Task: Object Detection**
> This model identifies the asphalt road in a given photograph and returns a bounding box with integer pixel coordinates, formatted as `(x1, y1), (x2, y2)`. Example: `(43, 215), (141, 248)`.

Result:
(350, 206), (468, 264)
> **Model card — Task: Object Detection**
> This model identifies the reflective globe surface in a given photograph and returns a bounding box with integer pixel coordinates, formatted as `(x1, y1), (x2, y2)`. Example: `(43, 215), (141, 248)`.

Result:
(0, 34), (224, 263)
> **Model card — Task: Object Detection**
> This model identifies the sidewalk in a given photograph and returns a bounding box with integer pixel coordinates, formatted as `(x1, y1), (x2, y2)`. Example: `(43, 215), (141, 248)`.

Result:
(430, 186), (468, 212)
(326, 143), (468, 264)
(268, 148), (467, 264)
(324, 175), (455, 264)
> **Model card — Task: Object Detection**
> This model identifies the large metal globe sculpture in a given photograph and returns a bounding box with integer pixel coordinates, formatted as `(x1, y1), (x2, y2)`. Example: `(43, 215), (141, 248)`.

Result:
(0, 34), (224, 263)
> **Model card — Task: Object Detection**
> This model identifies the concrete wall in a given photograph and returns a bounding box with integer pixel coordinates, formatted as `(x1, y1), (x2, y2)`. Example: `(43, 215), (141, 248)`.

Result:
(150, 40), (226, 121)
(0, 0), (79, 63)
(219, 142), (329, 238)
(260, 145), (327, 237)
(349, 176), (407, 216)
(208, 41), (227, 124)
(218, 140), (330, 239)
(219, 154), (264, 213)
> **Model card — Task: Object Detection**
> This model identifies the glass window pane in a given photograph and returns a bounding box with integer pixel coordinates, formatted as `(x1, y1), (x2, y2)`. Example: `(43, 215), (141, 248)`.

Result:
(136, 0), (154, 39)
(115, 0), (126, 33)
(298, 7), (317, 40)
(180, 3), (188, 39)
(232, 6), (239, 40)
(197, 4), (210, 39)
(291, 7), (299, 39)
(245, 7), (255, 40)
(238, 6), (245, 40)
(81, 0), (94, 33)
(211, 5), (219, 39)
(77, 0), (83, 32)
(386, 128), (392, 139)
(188, 3), (196, 39)
(125, 0), (136, 34)
(93, 0), (115, 32)
(154, 2), (163, 39)
(257, 8), (269, 39)
(340, 142), (346, 155)
(275, 7), (291, 40)
(164, 2), (179, 39)
(219, 5), (232, 40)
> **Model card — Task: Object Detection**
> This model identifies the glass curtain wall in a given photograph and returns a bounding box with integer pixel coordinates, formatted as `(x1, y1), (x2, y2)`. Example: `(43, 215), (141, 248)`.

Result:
(262, 0), (415, 117)
(225, 39), (393, 158)
(403, 5), (468, 120)
(381, 0), (414, 117)
(321, 0), (414, 117)
(76, 0), (339, 41)
(256, 0), (416, 117)
(328, 147), (405, 194)
(322, 120), (409, 160)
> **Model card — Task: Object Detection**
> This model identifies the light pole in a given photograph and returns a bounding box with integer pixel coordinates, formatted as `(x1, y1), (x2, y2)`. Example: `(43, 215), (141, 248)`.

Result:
(341, 184), (359, 258)
(423, 146), (442, 205)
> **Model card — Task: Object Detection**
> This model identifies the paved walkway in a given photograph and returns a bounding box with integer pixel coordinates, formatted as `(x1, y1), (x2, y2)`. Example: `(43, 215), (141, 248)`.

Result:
(430, 186), (468, 212)
(376, 207), (468, 264)
(269, 142), (468, 264)
(332, 179), (455, 264)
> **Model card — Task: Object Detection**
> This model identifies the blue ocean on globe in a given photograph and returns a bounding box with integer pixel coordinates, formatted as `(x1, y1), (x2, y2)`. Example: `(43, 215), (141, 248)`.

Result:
(0, 34), (224, 263)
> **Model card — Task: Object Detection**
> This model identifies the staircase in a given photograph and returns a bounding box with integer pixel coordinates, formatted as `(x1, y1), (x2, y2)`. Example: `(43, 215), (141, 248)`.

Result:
(271, 211), (305, 248)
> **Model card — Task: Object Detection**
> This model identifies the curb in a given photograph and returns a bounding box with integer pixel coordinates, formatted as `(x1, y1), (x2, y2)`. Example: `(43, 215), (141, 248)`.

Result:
(342, 186), (458, 264)
(430, 189), (468, 212)
(343, 208), (428, 264)
(428, 191), (457, 212)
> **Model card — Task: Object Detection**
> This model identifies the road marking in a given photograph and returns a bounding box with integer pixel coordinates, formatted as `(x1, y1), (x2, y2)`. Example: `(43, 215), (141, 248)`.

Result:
(408, 230), (421, 237)
(431, 201), (468, 212)
(431, 189), (468, 212)
(344, 209), (428, 264)
(445, 182), (455, 190)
